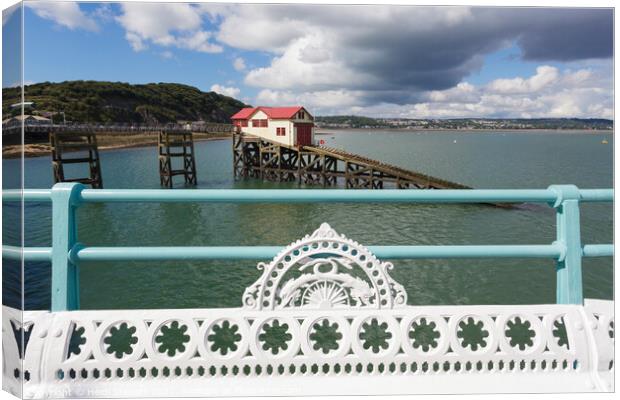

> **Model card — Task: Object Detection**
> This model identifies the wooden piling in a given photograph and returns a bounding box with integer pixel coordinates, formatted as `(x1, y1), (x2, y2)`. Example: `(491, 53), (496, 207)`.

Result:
(50, 131), (103, 188)
(158, 130), (197, 188)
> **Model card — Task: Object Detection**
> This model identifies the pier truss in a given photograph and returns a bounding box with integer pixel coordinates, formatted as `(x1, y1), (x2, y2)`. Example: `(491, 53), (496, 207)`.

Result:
(233, 133), (471, 190)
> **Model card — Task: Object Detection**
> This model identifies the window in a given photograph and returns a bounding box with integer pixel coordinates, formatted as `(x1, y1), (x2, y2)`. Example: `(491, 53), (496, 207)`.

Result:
(252, 119), (259, 127)
(259, 119), (268, 128)
(241, 120), (248, 127)
(276, 127), (286, 136)
(297, 111), (305, 119)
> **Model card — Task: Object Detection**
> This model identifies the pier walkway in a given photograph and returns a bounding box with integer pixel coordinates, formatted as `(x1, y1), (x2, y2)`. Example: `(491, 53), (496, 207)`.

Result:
(234, 133), (470, 190)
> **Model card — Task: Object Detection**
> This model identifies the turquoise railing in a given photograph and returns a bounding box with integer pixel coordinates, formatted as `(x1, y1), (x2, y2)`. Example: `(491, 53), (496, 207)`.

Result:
(2, 183), (613, 311)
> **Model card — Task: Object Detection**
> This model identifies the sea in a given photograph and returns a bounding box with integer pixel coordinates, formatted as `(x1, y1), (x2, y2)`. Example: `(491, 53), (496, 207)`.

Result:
(2, 129), (613, 310)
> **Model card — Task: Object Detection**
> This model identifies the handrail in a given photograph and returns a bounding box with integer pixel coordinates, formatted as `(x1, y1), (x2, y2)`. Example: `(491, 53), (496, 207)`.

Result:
(2, 243), (614, 262)
(1, 183), (613, 310)
(3, 187), (615, 203)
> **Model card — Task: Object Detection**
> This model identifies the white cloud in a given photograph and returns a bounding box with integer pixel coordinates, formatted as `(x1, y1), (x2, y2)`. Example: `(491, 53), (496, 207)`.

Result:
(210, 84), (240, 98)
(233, 57), (246, 71)
(26, 2), (98, 31)
(245, 33), (376, 91)
(115, 3), (221, 53)
(486, 66), (559, 94)
(3, 3), (19, 27)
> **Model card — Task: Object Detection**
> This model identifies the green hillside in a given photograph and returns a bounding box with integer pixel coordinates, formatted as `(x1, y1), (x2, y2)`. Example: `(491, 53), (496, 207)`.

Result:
(2, 81), (248, 124)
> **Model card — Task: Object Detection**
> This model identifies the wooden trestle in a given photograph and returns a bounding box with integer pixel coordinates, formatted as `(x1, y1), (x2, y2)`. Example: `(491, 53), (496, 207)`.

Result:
(50, 131), (103, 188)
(233, 133), (471, 190)
(158, 130), (197, 188)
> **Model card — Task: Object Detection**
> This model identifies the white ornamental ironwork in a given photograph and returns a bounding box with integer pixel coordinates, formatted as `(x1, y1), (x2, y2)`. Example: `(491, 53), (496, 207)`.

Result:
(1, 224), (614, 398)
(243, 223), (407, 310)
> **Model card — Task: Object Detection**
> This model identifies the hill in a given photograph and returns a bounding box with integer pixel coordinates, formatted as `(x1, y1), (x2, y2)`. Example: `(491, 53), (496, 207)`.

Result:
(2, 81), (248, 124)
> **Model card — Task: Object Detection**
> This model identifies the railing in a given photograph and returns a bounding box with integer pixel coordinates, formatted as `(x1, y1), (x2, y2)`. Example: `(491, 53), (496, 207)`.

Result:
(1, 183), (613, 311)
(2, 121), (235, 134)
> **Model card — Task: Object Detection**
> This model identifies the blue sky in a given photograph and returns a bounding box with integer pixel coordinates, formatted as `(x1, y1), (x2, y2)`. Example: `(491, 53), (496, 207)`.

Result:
(3, 3), (614, 118)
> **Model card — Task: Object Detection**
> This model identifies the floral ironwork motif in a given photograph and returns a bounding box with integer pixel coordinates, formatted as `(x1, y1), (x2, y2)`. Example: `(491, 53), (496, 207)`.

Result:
(309, 319), (342, 354)
(207, 320), (242, 356)
(155, 321), (190, 357)
(359, 318), (392, 353)
(505, 317), (535, 351)
(259, 320), (292, 355)
(103, 322), (138, 359)
(68, 325), (86, 358)
(457, 317), (489, 351)
(409, 318), (440, 352)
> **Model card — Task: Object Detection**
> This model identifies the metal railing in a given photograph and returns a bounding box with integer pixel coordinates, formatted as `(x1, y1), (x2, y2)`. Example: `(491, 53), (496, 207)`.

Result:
(2, 183), (613, 311)
(2, 121), (235, 134)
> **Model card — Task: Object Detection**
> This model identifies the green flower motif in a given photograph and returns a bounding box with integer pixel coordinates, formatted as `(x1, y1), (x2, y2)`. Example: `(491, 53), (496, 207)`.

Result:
(208, 320), (242, 355)
(310, 319), (342, 354)
(259, 320), (292, 355)
(68, 325), (86, 357)
(359, 318), (392, 353)
(505, 317), (535, 351)
(409, 318), (440, 352)
(155, 321), (190, 357)
(104, 322), (138, 359)
(552, 317), (570, 349)
(457, 317), (489, 351)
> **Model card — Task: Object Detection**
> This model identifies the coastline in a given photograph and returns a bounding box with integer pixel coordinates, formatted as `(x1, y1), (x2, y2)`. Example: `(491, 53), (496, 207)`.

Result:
(2, 133), (231, 159)
(316, 128), (613, 134)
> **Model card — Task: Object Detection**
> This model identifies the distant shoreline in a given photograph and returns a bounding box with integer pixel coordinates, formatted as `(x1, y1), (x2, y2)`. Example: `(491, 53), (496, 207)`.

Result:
(316, 128), (612, 134)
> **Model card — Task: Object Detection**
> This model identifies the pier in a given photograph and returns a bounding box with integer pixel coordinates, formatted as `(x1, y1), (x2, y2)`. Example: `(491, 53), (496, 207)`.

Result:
(233, 132), (470, 189)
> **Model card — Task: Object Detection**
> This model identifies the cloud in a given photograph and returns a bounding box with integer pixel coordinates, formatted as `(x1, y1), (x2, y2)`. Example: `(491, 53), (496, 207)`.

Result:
(116, 3), (221, 53)
(259, 65), (612, 119)
(210, 84), (240, 98)
(26, 1), (98, 31)
(486, 66), (559, 94)
(2, 3), (19, 27)
(211, 5), (612, 106)
(233, 57), (246, 71)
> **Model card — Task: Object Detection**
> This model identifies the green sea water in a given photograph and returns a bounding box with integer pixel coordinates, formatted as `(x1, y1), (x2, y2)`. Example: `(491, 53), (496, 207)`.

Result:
(2, 130), (613, 310)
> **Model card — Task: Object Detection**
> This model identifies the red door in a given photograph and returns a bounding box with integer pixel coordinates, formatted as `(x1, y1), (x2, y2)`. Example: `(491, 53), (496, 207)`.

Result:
(295, 123), (313, 146)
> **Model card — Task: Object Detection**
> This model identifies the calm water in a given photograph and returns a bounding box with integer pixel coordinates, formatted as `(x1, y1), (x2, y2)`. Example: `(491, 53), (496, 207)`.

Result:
(2, 130), (614, 310)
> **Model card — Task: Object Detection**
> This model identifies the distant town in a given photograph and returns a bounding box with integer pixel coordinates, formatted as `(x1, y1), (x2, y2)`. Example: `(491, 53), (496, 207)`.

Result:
(315, 116), (613, 131)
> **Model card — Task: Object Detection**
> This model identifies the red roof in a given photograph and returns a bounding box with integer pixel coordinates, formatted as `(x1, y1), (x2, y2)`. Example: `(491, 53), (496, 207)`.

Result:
(231, 106), (307, 120)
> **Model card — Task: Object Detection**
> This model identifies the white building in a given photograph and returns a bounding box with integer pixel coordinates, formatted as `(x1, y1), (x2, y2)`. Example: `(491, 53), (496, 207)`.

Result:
(231, 106), (315, 147)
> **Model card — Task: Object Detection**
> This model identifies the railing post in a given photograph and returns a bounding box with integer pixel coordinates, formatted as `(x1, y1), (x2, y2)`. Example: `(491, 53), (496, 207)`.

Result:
(51, 183), (84, 311)
(549, 185), (583, 305)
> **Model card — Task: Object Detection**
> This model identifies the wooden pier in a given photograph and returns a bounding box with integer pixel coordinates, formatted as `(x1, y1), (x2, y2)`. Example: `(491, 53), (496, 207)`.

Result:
(158, 130), (197, 188)
(50, 131), (103, 188)
(233, 133), (471, 190)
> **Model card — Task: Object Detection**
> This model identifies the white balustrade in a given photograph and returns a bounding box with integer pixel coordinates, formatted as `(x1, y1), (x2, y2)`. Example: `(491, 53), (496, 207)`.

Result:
(2, 224), (614, 397)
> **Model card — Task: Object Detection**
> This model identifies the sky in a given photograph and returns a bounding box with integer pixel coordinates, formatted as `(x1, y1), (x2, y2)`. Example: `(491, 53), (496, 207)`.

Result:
(2, 2), (614, 119)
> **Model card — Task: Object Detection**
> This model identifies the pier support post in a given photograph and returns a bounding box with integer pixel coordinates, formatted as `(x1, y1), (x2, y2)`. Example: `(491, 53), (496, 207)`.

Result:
(51, 183), (83, 311)
(549, 185), (583, 305)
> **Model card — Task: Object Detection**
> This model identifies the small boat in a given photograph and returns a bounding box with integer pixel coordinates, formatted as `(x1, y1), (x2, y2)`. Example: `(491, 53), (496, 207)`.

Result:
(602, 139), (609, 144)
